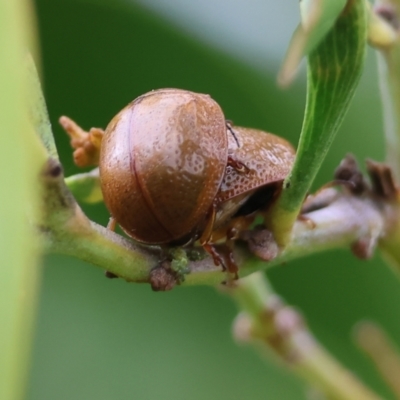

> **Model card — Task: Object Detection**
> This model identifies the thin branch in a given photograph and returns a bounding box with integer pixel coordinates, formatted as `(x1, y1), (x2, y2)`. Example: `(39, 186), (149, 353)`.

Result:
(40, 155), (393, 288)
(354, 321), (400, 399)
(229, 273), (382, 400)
(40, 158), (158, 283)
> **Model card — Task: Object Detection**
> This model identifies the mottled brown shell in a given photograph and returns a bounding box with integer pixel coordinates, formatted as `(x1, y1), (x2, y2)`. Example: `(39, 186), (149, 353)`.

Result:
(213, 126), (295, 226)
(218, 126), (295, 202)
(99, 89), (228, 244)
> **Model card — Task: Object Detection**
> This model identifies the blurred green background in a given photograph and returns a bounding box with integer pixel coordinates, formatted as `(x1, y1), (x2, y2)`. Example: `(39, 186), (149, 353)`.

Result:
(28, 0), (400, 399)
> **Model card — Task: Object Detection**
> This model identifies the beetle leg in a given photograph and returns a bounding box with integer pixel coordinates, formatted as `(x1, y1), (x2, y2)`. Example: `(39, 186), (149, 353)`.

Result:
(199, 204), (226, 269)
(59, 116), (104, 167)
(208, 215), (256, 279)
(202, 243), (226, 269)
(199, 202), (217, 245)
(202, 241), (238, 282)
(227, 156), (250, 174)
(107, 216), (117, 231)
(199, 203), (238, 274)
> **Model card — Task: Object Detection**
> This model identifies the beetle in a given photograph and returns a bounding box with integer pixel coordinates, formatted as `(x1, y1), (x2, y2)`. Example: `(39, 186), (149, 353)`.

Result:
(60, 88), (295, 274)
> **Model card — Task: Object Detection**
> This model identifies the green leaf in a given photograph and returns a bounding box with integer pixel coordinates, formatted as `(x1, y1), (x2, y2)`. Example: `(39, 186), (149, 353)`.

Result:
(0, 1), (45, 399)
(279, 0), (347, 86)
(65, 169), (103, 203)
(267, 0), (368, 246)
(26, 54), (58, 160)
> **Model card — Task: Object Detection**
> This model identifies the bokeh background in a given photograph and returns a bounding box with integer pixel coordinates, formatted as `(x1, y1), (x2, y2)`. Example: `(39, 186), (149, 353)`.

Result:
(28, 0), (400, 399)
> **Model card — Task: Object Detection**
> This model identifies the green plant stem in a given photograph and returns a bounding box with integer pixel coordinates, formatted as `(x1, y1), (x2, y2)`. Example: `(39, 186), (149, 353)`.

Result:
(369, 1), (400, 274)
(372, 0), (400, 181)
(228, 272), (381, 400)
(38, 158), (156, 284)
(188, 189), (387, 285)
(267, 0), (368, 246)
(43, 162), (390, 286)
(377, 202), (400, 277)
(378, 51), (400, 179)
(355, 321), (400, 399)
